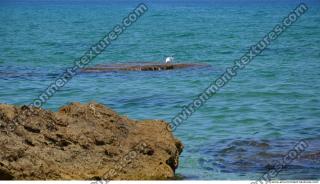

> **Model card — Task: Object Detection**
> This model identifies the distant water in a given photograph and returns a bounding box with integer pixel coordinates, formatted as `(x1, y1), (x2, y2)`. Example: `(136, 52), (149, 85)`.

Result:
(0, 0), (320, 180)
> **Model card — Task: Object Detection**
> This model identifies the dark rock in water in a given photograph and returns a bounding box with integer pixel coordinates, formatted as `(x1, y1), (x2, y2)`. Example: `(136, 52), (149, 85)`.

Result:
(81, 63), (208, 72)
(301, 152), (320, 161)
(0, 103), (183, 180)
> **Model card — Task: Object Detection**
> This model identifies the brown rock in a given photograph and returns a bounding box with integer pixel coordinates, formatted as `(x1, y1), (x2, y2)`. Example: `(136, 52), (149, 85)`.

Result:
(81, 63), (209, 72)
(0, 102), (183, 180)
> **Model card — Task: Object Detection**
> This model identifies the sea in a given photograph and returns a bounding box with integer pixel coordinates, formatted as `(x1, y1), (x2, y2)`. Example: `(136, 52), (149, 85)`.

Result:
(0, 0), (319, 180)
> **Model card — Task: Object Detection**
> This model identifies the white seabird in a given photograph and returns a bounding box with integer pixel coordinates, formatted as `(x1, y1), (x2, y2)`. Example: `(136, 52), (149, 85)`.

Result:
(165, 56), (174, 63)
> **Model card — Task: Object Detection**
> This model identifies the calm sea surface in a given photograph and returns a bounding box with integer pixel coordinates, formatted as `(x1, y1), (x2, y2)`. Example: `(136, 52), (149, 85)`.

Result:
(0, 0), (319, 180)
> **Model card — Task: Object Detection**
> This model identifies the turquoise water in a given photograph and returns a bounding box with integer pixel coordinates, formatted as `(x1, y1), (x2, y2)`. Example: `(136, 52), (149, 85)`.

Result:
(0, 0), (320, 180)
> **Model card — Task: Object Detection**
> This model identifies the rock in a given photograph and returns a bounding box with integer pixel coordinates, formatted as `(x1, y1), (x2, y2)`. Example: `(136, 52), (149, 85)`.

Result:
(81, 63), (208, 72)
(0, 102), (183, 180)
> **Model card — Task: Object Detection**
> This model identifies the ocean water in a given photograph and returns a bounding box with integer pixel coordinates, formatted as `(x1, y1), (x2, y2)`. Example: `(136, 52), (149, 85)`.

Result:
(0, 0), (320, 180)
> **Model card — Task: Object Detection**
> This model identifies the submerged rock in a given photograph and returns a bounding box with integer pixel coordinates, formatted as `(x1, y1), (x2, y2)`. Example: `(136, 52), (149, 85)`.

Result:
(0, 103), (183, 180)
(81, 63), (208, 72)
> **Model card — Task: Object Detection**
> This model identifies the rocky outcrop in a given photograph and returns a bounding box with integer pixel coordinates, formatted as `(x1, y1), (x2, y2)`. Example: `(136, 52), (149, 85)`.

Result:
(81, 63), (208, 72)
(0, 103), (183, 180)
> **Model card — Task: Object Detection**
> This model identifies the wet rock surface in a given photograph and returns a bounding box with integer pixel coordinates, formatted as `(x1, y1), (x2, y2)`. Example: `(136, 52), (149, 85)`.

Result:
(81, 63), (208, 72)
(0, 103), (183, 180)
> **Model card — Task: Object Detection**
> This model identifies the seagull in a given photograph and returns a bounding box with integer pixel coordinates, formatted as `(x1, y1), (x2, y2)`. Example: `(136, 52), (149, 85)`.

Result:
(165, 56), (174, 63)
